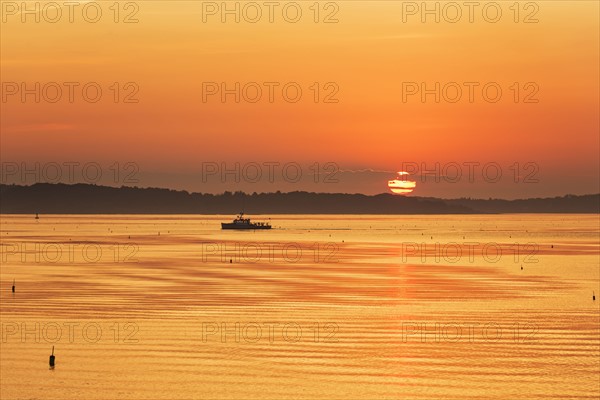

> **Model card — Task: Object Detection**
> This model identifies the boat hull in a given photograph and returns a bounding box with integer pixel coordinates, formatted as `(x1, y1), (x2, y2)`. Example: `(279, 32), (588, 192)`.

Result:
(221, 223), (271, 230)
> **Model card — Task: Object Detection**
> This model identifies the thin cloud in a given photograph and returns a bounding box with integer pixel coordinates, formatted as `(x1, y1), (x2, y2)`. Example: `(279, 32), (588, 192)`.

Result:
(7, 123), (77, 133)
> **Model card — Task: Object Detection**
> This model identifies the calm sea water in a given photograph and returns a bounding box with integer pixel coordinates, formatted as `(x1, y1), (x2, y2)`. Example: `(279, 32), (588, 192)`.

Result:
(1, 214), (599, 399)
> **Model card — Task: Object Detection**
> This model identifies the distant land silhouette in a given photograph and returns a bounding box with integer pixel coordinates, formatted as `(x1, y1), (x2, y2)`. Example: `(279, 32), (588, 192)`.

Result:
(1, 183), (598, 214)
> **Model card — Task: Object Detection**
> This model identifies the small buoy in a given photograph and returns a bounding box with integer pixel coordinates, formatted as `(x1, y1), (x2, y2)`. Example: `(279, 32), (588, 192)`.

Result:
(551, 245), (554, 248)
(229, 259), (232, 264)
(520, 266), (523, 270)
(35, 213), (39, 220)
(12, 279), (15, 293)
(49, 346), (55, 367)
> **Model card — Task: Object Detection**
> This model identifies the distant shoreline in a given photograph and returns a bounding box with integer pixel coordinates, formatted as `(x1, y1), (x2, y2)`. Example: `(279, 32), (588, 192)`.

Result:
(1, 213), (598, 216)
(1, 183), (598, 214)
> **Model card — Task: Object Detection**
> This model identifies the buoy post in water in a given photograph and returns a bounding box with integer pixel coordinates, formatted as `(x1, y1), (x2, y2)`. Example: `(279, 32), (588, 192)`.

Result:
(49, 346), (55, 367)
(12, 279), (15, 293)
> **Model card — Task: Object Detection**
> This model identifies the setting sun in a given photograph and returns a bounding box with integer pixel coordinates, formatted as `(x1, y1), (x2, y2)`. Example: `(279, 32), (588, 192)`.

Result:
(388, 171), (417, 195)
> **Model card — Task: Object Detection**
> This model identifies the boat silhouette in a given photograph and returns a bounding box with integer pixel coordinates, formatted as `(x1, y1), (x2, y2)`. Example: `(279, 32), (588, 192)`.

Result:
(221, 213), (271, 230)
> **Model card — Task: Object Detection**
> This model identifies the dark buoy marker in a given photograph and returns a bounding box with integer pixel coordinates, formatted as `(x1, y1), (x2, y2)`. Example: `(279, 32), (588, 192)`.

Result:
(593, 291), (596, 301)
(12, 279), (15, 293)
(49, 346), (55, 367)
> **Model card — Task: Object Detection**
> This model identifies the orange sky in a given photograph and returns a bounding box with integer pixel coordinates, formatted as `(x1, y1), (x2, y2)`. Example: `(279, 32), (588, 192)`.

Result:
(1, 1), (598, 198)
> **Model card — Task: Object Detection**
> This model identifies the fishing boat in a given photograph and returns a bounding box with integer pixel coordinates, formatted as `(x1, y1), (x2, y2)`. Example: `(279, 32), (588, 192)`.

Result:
(221, 213), (271, 230)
